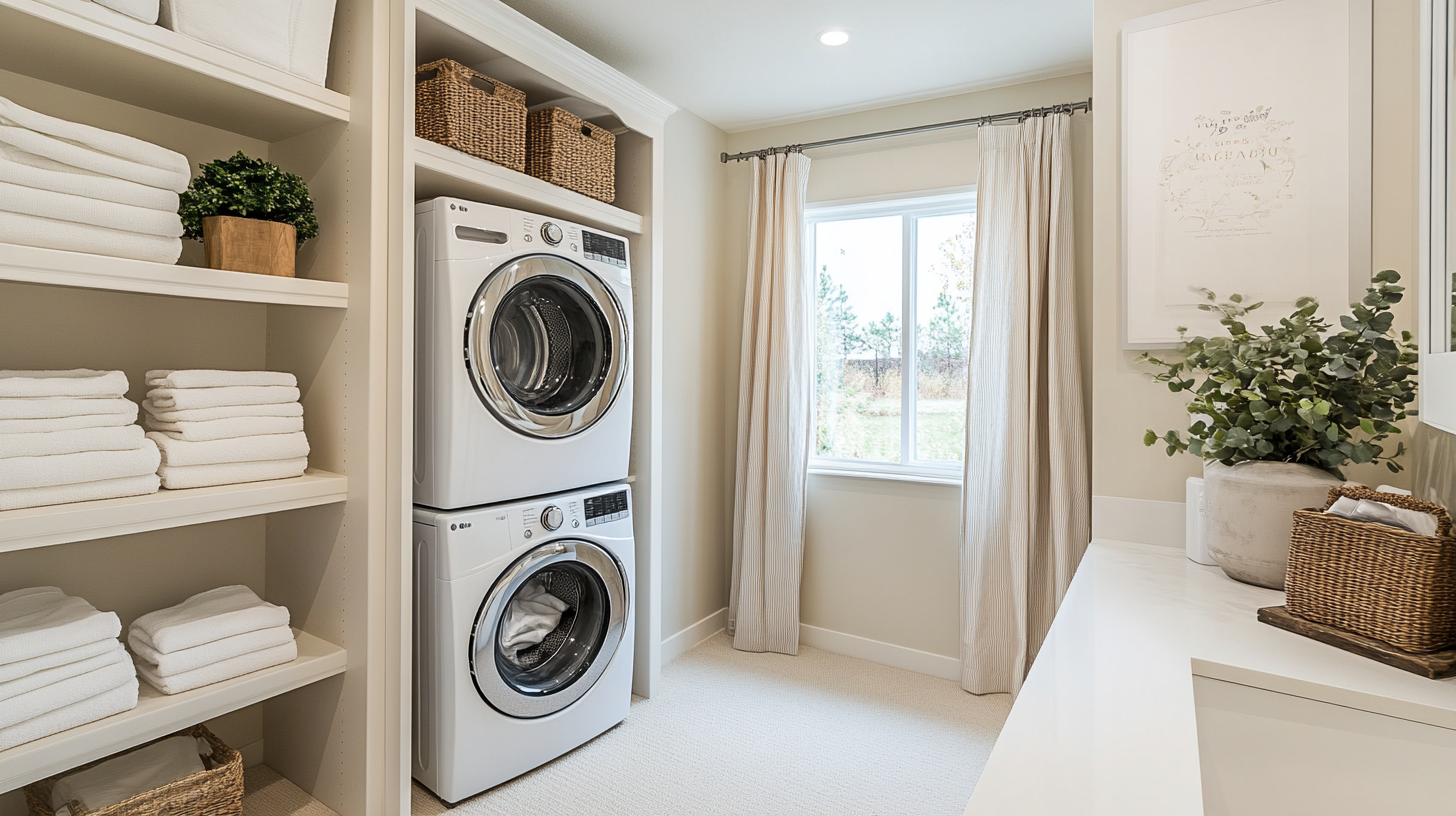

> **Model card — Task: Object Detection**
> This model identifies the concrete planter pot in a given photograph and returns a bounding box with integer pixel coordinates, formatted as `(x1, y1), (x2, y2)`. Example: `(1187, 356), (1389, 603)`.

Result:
(1203, 460), (1343, 589)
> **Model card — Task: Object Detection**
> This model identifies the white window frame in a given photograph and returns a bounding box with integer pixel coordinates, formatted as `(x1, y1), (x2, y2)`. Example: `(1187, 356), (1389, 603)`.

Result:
(805, 188), (977, 484)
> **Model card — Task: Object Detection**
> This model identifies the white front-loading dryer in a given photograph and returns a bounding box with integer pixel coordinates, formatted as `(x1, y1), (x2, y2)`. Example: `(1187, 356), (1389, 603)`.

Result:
(412, 483), (635, 804)
(414, 197), (633, 510)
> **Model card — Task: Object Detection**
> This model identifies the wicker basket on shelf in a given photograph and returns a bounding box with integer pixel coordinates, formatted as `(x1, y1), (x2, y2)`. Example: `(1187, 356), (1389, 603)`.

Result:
(1285, 484), (1456, 653)
(24, 725), (243, 816)
(526, 106), (616, 203)
(415, 58), (527, 172)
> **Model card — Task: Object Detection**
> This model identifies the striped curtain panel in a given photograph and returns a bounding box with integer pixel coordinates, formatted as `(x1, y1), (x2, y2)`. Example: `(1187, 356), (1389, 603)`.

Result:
(960, 114), (1089, 697)
(728, 151), (813, 655)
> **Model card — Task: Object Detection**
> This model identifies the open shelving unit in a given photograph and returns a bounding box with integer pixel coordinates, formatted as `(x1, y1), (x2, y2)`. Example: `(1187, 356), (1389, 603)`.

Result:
(0, 631), (346, 793)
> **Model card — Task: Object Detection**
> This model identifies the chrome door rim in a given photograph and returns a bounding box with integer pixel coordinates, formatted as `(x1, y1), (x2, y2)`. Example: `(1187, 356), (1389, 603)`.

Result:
(469, 540), (629, 719)
(465, 254), (629, 439)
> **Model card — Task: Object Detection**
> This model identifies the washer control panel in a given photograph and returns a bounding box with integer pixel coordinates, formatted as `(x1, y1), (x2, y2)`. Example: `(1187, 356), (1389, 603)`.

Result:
(582, 230), (629, 268)
(584, 489), (630, 526)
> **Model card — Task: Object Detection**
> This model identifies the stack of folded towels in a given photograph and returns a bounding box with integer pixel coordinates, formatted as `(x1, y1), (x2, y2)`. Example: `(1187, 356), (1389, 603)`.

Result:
(0, 370), (160, 511)
(0, 587), (138, 752)
(142, 370), (309, 490)
(0, 95), (188, 264)
(128, 586), (296, 695)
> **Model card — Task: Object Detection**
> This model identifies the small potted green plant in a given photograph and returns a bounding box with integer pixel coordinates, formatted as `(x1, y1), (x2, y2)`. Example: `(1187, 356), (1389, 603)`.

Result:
(1139, 271), (1418, 589)
(179, 152), (320, 278)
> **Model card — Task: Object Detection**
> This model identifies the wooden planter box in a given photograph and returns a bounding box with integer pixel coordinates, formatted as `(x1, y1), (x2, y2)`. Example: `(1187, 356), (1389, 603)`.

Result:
(203, 216), (296, 277)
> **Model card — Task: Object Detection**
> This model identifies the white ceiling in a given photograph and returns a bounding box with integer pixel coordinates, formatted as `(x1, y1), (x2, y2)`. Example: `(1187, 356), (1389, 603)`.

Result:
(497, 0), (1094, 133)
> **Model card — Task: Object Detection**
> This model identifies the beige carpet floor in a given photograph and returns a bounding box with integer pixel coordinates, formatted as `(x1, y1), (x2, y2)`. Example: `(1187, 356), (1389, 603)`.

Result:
(412, 633), (1011, 815)
(244, 765), (342, 816)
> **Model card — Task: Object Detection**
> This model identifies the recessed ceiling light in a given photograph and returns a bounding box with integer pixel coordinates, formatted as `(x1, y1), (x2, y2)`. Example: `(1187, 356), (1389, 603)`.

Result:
(819, 29), (850, 47)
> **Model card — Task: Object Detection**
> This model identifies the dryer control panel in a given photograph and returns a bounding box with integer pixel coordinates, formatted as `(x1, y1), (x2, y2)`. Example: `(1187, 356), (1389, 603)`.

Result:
(584, 489), (630, 526)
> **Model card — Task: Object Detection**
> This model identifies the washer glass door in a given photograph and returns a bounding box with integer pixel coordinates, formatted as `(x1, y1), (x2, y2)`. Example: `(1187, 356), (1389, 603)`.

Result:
(467, 255), (628, 439)
(469, 540), (628, 718)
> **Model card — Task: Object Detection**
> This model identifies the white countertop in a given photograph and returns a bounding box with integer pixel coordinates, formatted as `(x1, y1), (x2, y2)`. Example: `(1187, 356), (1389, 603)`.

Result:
(963, 539), (1456, 815)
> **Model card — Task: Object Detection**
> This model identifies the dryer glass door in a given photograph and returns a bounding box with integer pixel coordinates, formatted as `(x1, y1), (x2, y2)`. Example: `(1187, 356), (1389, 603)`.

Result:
(467, 255), (628, 439)
(469, 540), (629, 719)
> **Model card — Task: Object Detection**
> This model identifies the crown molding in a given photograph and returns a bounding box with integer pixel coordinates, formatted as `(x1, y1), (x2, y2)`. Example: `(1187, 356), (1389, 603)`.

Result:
(418, 0), (678, 135)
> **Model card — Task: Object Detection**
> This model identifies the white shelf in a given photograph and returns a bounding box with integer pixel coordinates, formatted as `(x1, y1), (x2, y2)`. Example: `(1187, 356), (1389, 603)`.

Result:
(0, 470), (348, 553)
(0, 0), (350, 141)
(0, 630), (346, 793)
(0, 244), (350, 308)
(414, 137), (644, 235)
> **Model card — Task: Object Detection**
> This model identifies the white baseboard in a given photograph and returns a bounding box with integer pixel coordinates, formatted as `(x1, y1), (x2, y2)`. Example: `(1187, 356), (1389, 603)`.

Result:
(662, 607), (728, 665)
(799, 624), (960, 681)
(1092, 495), (1185, 548)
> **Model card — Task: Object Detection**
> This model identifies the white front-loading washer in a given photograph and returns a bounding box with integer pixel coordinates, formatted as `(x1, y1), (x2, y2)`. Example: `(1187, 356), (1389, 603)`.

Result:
(412, 482), (635, 804)
(414, 197), (634, 510)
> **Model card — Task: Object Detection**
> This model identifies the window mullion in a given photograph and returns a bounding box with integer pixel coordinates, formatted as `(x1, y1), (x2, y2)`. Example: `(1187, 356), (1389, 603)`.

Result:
(901, 213), (915, 466)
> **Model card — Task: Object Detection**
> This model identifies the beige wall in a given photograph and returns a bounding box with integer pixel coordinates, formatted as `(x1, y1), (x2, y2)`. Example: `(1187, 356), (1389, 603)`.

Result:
(659, 109), (735, 638)
(1092, 0), (1421, 503)
(722, 74), (1094, 658)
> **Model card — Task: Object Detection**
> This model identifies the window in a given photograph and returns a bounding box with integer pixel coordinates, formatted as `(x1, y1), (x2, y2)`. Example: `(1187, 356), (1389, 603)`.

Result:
(808, 192), (976, 481)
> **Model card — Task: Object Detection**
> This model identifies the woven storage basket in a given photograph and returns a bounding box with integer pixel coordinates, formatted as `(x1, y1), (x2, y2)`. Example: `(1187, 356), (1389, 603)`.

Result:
(1286, 484), (1456, 653)
(24, 724), (242, 816)
(526, 107), (616, 203)
(415, 59), (527, 172)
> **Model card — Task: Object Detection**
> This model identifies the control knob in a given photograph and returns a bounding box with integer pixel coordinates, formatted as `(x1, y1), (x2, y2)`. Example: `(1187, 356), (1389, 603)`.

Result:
(541, 505), (564, 531)
(541, 222), (563, 246)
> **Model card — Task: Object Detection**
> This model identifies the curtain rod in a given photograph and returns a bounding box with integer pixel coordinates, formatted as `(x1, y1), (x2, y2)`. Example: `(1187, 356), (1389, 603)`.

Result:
(718, 97), (1091, 163)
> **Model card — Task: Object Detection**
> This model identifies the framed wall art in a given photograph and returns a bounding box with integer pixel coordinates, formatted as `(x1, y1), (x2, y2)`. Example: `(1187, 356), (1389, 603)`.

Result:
(1122, 0), (1372, 348)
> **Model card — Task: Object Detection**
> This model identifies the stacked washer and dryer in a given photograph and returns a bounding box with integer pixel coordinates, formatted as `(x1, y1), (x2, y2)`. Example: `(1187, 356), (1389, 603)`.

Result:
(412, 197), (637, 804)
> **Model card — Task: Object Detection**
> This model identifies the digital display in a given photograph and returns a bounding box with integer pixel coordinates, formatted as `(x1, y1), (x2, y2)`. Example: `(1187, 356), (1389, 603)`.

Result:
(583, 231), (628, 268)
(584, 490), (630, 526)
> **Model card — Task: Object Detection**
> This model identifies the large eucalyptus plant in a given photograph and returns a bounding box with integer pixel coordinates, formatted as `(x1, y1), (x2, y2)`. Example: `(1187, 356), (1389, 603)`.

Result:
(1140, 270), (1418, 476)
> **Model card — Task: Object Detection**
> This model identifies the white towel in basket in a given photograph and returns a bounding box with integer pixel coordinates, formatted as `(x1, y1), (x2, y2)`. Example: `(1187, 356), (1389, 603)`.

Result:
(0, 677), (138, 752)
(0, 638), (119, 685)
(0, 370), (128, 399)
(0, 404), (140, 435)
(130, 625), (294, 677)
(0, 96), (190, 192)
(148, 431), (308, 467)
(0, 473), (160, 512)
(0, 182), (183, 238)
(146, 370), (297, 389)
(136, 640), (296, 695)
(0, 643), (127, 702)
(0, 397), (137, 421)
(0, 653), (135, 729)
(146, 385), (300, 411)
(0, 425), (145, 460)
(141, 401), (302, 423)
(50, 734), (205, 814)
(144, 414), (303, 442)
(130, 586), (290, 654)
(0, 142), (179, 212)
(0, 210), (182, 264)
(0, 587), (122, 665)
(156, 457), (307, 490)
(0, 440), (160, 491)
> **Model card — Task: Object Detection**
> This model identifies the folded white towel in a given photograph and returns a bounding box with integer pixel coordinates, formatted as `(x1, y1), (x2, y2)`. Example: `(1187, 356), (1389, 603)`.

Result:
(1325, 496), (1442, 538)
(146, 370), (297, 389)
(500, 578), (569, 655)
(92, 0), (161, 24)
(130, 625), (294, 677)
(0, 473), (160, 512)
(0, 587), (122, 665)
(0, 677), (138, 752)
(0, 652), (134, 728)
(0, 404), (139, 435)
(144, 414), (303, 442)
(0, 397), (137, 420)
(0, 142), (179, 212)
(0, 643), (126, 703)
(0, 182), (183, 238)
(148, 431), (308, 468)
(0, 441), (159, 491)
(130, 586), (290, 654)
(0, 638), (119, 684)
(141, 400), (302, 423)
(0, 370), (128, 399)
(0, 97), (190, 192)
(0, 425), (145, 460)
(157, 457), (307, 490)
(137, 640), (296, 695)
(51, 734), (203, 814)
(0, 210), (182, 264)
(146, 386), (300, 411)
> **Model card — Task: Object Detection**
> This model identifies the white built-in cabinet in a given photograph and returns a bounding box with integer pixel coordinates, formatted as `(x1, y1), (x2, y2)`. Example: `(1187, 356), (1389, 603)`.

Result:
(0, 0), (674, 813)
